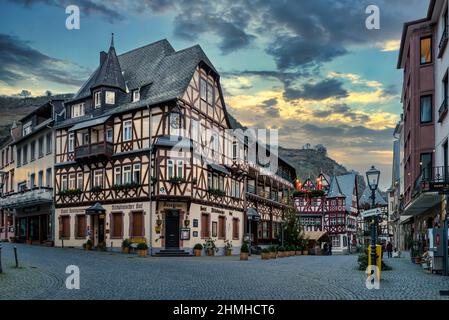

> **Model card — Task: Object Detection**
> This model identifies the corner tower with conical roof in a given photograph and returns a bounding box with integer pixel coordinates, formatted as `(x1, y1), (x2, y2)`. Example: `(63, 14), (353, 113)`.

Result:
(91, 33), (127, 112)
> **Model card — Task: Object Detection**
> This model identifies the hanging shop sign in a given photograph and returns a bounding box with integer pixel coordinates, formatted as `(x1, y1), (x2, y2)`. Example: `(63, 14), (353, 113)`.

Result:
(180, 228), (190, 240)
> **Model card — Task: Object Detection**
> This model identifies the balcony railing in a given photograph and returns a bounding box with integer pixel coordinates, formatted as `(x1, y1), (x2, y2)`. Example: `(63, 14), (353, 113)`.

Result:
(414, 166), (449, 195)
(0, 187), (53, 208)
(75, 141), (113, 160)
(439, 97), (448, 122)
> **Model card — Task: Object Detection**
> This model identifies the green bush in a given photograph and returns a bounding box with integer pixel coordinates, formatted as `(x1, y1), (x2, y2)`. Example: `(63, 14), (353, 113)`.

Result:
(121, 239), (130, 248)
(194, 243), (203, 250)
(262, 248), (270, 253)
(269, 246), (277, 252)
(240, 242), (249, 253)
(357, 253), (392, 271)
(277, 246), (285, 252)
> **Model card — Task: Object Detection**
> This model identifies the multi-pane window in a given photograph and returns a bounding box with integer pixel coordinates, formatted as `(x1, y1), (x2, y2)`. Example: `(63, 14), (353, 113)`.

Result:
(105, 91), (115, 104)
(68, 133), (75, 152)
(38, 136), (44, 158)
(71, 103), (85, 118)
(219, 175), (224, 191)
(176, 160), (183, 178)
(211, 134), (219, 157)
(61, 175), (68, 191)
(46, 168), (52, 187)
(30, 141), (35, 161)
(169, 112), (181, 130)
(133, 163), (141, 184)
(46, 133), (52, 154)
(68, 173), (76, 190)
(30, 173), (35, 188)
(93, 169), (103, 188)
(191, 119), (199, 142)
(23, 121), (32, 136)
(200, 78), (214, 105)
(22, 144), (28, 164)
(132, 89), (140, 102)
(123, 121), (132, 141)
(17, 148), (21, 167)
(94, 91), (101, 108)
(114, 167), (122, 185)
(420, 37), (432, 64)
(77, 172), (83, 189)
(420, 95), (432, 123)
(331, 236), (340, 248)
(123, 165), (132, 184)
(106, 128), (113, 142)
(167, 160), (174, 179)
(38, 171), (43, 187)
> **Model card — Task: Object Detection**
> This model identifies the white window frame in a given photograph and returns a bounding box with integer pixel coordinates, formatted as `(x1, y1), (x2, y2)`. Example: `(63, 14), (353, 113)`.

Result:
(105, 91), (115, 104)
(93, 169), (103, 188)
(68, 133), (75, 152)
(68, 173), (76, 190)
(123, 165), (132, 184)
(167, 160), (174, 179)
(132, 89), (140, 102)
(77, 172), (83, 190)
(232, 140), (238, 160)
(177, 160), (183, 178)
(114, 167), (122, 185)
(94, 91), (101, 108)
(61, 175), (68, 191)
(106, 128), (113, 142)
(23, 121), (32, 136)
(133, 163), (141, 184)
(191, 119), (199, 142)
(72, 103), (85, 118)
(123, 120), (132, 142)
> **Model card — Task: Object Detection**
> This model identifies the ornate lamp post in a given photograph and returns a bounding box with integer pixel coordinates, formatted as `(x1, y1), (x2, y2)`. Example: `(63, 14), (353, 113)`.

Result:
(366, 165), (380, 268)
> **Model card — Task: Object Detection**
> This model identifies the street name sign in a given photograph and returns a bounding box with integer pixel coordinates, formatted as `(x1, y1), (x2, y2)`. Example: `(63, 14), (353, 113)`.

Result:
(361, 208), (382, 218)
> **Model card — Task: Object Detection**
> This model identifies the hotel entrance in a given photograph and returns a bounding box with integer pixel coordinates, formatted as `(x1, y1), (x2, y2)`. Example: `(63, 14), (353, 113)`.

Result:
(86, 202), (106, 247)
(165, 209), (180, 248)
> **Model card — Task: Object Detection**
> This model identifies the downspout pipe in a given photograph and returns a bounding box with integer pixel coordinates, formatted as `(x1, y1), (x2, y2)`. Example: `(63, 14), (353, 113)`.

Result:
(147, 104), (153, 255)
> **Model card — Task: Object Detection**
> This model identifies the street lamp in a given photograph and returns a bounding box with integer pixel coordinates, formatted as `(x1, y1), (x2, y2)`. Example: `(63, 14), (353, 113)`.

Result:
(366, 165), (380, 269)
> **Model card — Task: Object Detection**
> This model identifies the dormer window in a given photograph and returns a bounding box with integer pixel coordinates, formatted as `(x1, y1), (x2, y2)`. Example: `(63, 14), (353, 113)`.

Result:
(94, 91), (101, 109)
(71, 103), (85, 118)
(105, 91), (115, 104)
(132, 89), (140, 102)
(23, 121), (32, 136)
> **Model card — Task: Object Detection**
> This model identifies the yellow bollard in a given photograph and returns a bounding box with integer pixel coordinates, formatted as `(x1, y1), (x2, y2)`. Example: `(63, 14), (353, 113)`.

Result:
(367, 245), (382, 281)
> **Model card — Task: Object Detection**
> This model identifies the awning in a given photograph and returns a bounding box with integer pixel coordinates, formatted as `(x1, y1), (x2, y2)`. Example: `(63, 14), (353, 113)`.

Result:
(69, 115), (110, 132)
(403, 191), (441, 216)
(153, 135), (192, 150)
(208, 163), (230, 175)
(85, 202), (106, 215)
(400, 215), (414, 225)
(246, 207), (261, 221)
(304, 231), (328, 241)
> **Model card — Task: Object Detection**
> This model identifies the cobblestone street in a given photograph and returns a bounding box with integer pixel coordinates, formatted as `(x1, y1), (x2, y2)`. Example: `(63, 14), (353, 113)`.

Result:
(0, 243), (448, 300)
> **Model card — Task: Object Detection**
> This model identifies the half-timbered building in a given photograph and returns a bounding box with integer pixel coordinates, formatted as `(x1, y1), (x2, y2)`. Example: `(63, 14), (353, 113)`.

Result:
(294, 172), (359, 253)
(53, 36), (296, 254)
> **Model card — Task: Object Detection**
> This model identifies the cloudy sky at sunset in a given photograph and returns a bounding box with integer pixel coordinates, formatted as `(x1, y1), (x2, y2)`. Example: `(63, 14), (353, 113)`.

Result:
(0, 0), (430, 188)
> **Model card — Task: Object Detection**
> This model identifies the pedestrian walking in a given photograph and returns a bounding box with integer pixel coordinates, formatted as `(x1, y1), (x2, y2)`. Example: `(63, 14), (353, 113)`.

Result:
(387, 241), (393, 258)
(328, 242), (332, 256)
(323, 242), (328, 255)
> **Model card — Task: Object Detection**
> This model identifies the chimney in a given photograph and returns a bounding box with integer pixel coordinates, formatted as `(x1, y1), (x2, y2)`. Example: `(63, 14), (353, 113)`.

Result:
(100, 51), (107, 65)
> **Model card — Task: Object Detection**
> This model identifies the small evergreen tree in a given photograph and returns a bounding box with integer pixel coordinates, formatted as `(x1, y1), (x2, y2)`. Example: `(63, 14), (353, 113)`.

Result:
(283, 191), (303, 245)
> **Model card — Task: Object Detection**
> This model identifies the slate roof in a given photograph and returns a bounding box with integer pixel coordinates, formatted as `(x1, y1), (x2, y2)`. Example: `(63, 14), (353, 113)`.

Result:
(91, 36), (126, 92)
(359, 186), (388, 207)
(327, 173), (357, 212)
(63, 39), (218, 129)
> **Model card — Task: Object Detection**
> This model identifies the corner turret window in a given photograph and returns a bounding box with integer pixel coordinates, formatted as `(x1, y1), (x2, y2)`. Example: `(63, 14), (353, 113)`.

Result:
(94, 91), (101, 108)
(132, 89), (140, 102)
(105, 91), (115, 104)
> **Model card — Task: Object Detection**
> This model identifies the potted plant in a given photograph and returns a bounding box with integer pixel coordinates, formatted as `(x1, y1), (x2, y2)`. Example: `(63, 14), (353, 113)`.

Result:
(295, 246), (302, 255)
(240, 242), (249, 260)
(136, 242), (148, 257)
(121, 239), (130, 254)
(277, 246), (285, 258)
(269, 246), (277, 259)
(203, 238), (218, 256)
(85, 239), (93, 251)
(261, 248), (270, 260)
(97, 241), (107, 251)
(193, 243), (203, 257)
(224, 240), (233, 256)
